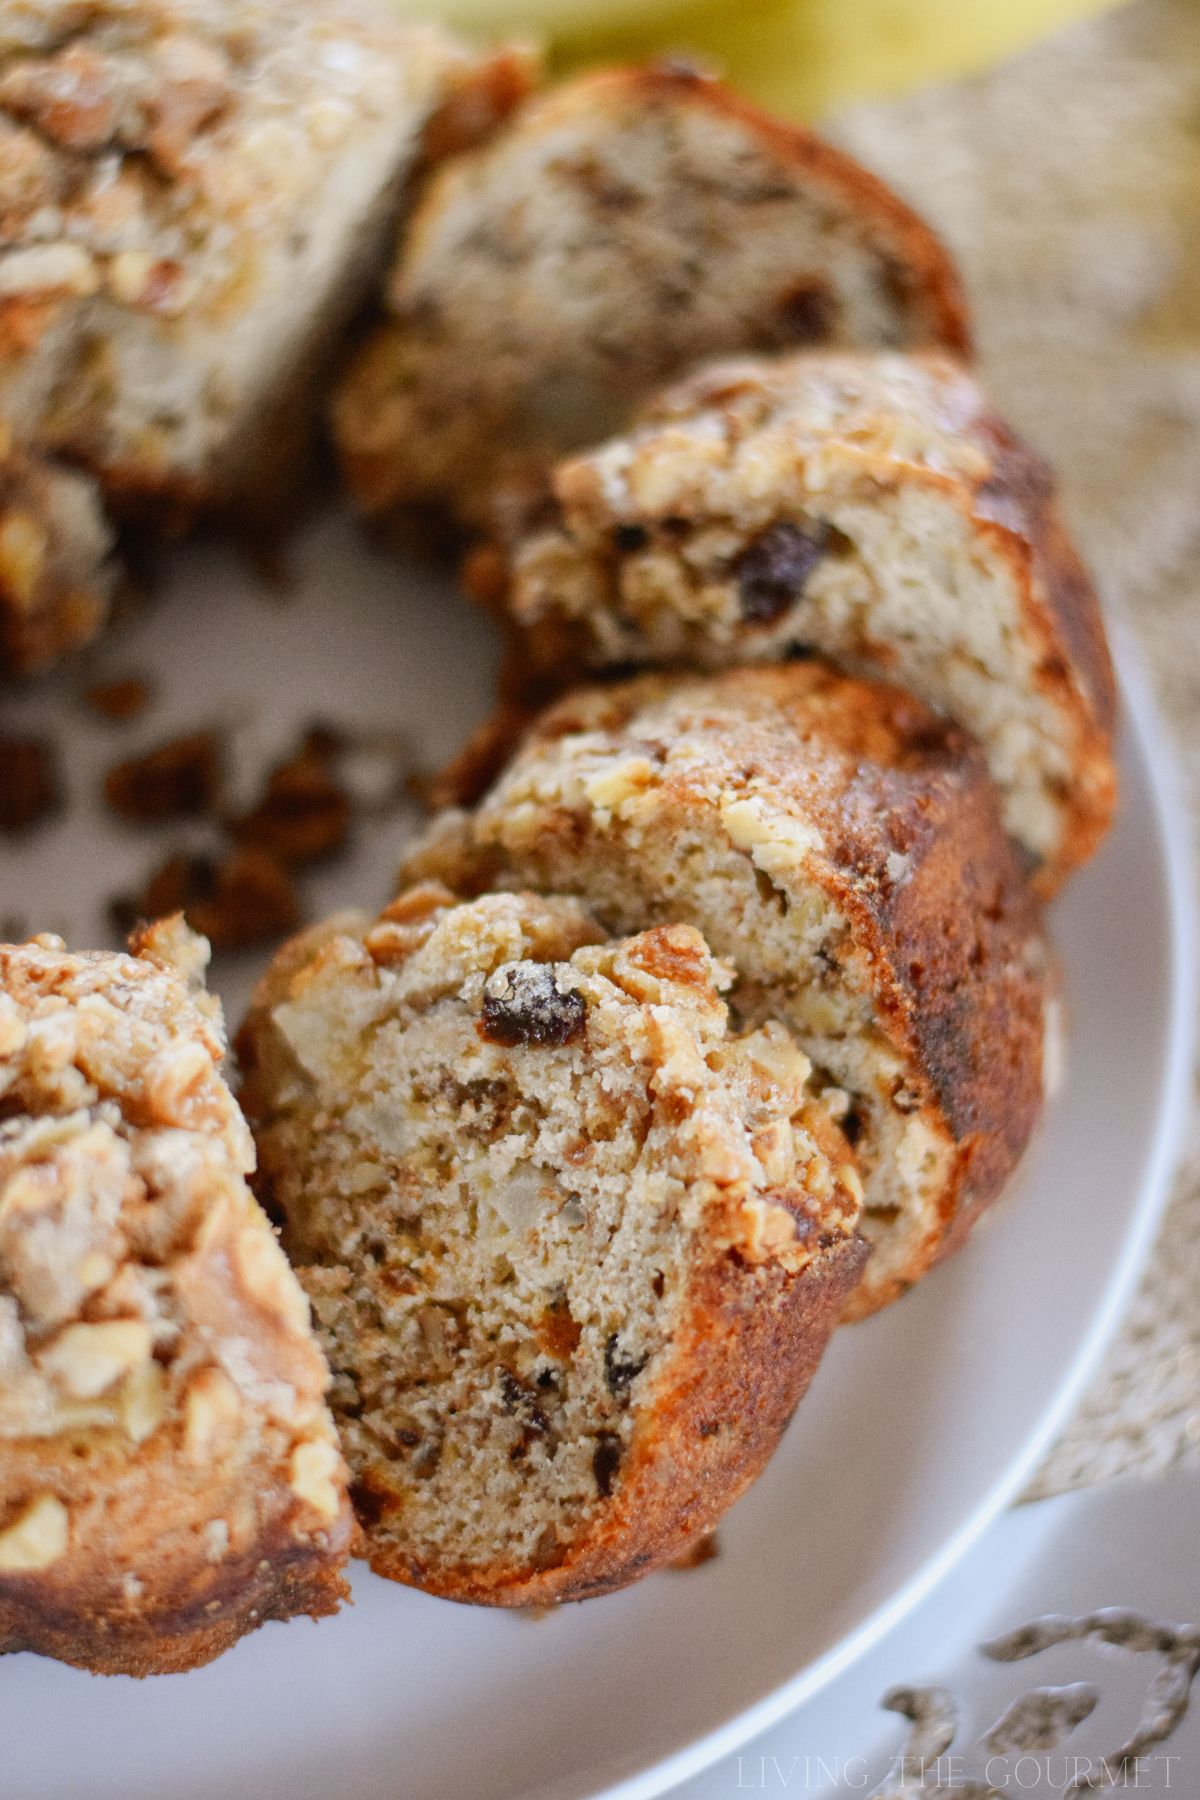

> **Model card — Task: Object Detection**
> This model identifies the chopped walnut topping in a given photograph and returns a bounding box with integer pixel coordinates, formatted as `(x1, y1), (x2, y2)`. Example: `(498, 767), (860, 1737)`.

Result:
(289, 1436), (343, 1521)
(40, 1320), (153, 1399)
(183, 1366), (242, 1460)
(0, 1495), (68, 1571)
(738, 1195), (799, 1263)
(82, 675), (153, 723)
(0, 507), (48, 606)
(104, 730), (220, 825)
(233, 1225), (310, 1333)
(121, 1357), (166, 1443)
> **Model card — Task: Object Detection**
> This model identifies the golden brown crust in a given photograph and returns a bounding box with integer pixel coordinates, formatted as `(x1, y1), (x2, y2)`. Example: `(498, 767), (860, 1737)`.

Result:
(417, 41), (541, 169)
(0, 1442), (351, 1676)
(968, 409), (1118, 893)
(403, 664), (1046, 1317)
(372, 1221), (866, 1606)
(616, 65), (970, 358)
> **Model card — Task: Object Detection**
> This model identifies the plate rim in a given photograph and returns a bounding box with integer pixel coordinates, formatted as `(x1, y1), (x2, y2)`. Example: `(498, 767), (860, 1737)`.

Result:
(587, 631), (1199, 1800)
(2, 606), (1192, 1800)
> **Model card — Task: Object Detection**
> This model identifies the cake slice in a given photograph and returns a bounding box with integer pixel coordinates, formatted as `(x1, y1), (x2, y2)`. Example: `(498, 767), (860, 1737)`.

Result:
(482, 351), (1116, 894)
(238, 886), (865, 1604)
(0, 918), (351, 1674)
(333, 62), (970, 529)
(0, 431), (118, 674)
(0, 0), (526, 522)
(403, 665), (1049, 1319)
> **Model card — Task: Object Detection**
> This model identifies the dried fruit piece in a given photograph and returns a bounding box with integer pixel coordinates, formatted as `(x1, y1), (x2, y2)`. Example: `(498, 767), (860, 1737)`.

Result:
(603, 1333), (647, 1398)
(735, 522), (827, 623)
(592, 1432), (621, 1498)
(776, 279), (835, 344)
(481, 961), (587, 1047)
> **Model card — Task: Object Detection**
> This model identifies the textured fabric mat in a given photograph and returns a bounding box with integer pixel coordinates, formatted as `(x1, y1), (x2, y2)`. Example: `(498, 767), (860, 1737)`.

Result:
(832, 0), (1200, 1497)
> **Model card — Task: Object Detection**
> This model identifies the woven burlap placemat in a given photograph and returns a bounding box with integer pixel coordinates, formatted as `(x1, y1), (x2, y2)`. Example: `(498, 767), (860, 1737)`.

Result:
(830, 0), (1200, 1497)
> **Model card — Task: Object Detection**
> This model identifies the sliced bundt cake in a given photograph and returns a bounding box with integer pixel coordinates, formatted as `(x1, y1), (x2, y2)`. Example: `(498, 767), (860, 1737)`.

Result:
(0, 918), (351, 1673)
(403, 665), (1048, 1318)
(481, 351), (1116, 893)
(334, 62), (969, 530)
(239, 885), (865, 1603)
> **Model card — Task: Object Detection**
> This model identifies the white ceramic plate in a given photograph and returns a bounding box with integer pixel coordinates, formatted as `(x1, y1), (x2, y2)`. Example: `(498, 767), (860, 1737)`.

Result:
(0, 517), (1192, 1800)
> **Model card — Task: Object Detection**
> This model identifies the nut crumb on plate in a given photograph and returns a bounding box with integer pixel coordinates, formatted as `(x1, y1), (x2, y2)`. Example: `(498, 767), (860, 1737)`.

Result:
(82, 675), (153, 724)
(0, 734), (61, 835)
(110, 846), (300, 952)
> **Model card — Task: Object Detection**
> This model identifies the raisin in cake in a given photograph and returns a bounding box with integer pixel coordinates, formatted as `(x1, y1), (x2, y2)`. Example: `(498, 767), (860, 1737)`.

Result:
(403, 666), (1048, 1319)
(482, 351), (1116, 894)
(333, 62), (969, 530)
(238, 886), (865, 1604)
(0, 918), (351, 1674)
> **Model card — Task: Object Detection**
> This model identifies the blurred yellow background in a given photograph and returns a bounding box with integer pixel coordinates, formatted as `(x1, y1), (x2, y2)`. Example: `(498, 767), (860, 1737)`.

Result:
(398, 0), (1120, 116)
